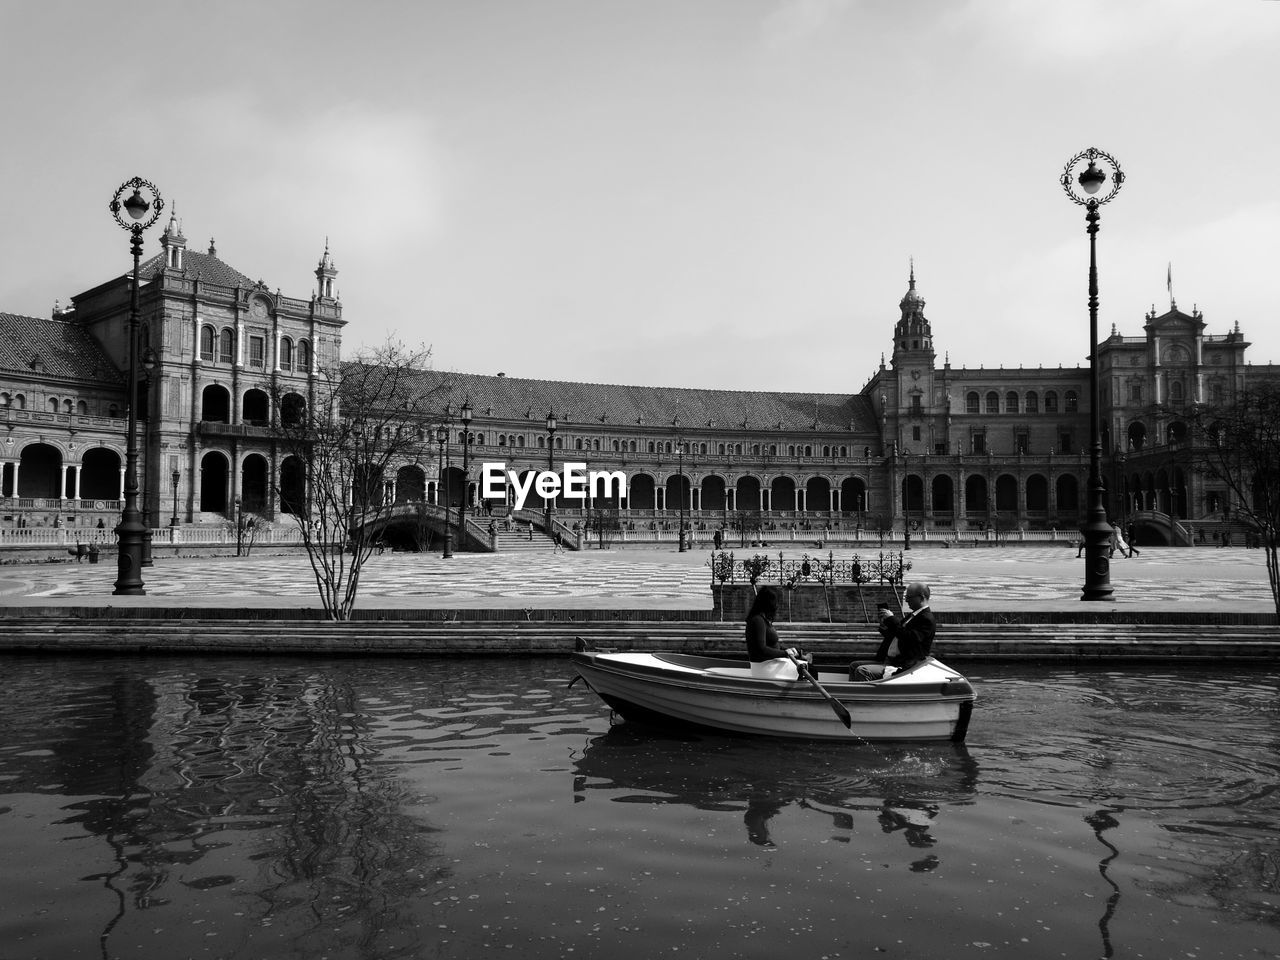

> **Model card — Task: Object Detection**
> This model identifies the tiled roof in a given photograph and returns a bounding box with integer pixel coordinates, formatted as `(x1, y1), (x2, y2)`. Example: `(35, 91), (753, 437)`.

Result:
(402, 369), (877, 435)
(0, 312), (123, 383)
(138, 249), (257, 289)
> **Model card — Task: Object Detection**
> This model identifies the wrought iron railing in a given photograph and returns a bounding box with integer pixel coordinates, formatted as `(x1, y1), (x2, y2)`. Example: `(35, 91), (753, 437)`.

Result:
(707, 549), (911, 589)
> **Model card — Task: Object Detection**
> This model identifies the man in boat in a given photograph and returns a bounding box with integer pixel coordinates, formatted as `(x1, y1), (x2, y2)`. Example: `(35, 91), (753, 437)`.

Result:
(853, 581), (935, 681)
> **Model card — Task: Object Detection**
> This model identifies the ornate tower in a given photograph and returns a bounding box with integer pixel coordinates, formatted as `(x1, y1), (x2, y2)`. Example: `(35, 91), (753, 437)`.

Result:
(315, 239), (338, 301)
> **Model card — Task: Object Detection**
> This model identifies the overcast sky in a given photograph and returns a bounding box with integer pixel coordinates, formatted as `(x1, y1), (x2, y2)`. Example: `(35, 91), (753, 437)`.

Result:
(2, 1), (1278, 392)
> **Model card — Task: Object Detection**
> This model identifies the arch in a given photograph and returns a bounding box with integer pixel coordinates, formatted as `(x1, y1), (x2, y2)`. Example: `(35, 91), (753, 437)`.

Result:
(17, 443), (62, 498)
(995, 474), (1019, 511)
(279, 455), (307, 516)
(965, 474), (988, 513)
(701, 474), (727, 512)
(242, 388), (270, 426)
(771, 476), (797, 512)
(840, 476), (867, 513)
(736, 475), (763, 511)
(241, 454), (270, 513)
(219, 328), (235, 364)
(1065, 390), (1079, 413)
(1005, 391), (1019, 414)
(79, 447), (122, 500)
(199, 451), (230, 512)
(931, 474), (954, 512)
(396, 464), (427, 503)
(628, 473), (656, 510)
(296, 339), (311, 372)
(805, 476), (832, 511)
(1026, 473), (1049, 512)
(200, 325), (215, 361)
(966, 391), (980, 414)
(201, 384), (231, 423)
(279, 337), (293, 371)
(1025, 391), (1039, 414)
(1127, 421), (1147, 451)
(281, 392), (306, 427)
(985, 391), (1000, 414)
(1044, 390), (1059, 413)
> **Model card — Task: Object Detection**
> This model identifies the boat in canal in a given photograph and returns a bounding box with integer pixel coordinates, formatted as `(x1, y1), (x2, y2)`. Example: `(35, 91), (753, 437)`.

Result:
(570, 649), (976, 742)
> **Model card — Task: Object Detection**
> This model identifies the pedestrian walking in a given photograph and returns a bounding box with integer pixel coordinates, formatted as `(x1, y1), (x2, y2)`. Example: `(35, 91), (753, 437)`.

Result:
(553, 530), (564, 553)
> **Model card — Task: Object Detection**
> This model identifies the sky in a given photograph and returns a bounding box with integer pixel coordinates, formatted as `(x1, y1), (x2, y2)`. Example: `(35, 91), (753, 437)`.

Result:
(2, 0), (1278, 393)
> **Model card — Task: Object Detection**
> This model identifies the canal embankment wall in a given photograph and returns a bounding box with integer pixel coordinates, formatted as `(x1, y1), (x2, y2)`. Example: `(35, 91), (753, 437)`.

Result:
(1, 606), (1275, 660)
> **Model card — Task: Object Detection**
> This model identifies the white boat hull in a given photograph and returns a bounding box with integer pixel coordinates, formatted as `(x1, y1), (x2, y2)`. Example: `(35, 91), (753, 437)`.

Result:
(571, 652), (975, 742)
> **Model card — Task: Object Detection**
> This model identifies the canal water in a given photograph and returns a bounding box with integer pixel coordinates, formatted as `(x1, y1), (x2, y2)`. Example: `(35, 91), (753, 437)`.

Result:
(1, 655), (1276, 959)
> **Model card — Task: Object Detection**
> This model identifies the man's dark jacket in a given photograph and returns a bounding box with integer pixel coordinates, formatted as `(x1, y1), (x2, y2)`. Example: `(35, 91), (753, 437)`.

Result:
(874, 606), (936, 667)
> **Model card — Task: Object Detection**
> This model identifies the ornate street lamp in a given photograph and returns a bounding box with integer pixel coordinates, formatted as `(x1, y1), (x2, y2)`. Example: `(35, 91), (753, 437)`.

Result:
(109, 177), (163, 595)
(1062, 147), (1124, 601)
(436, 421), (453, 558)
(457, 400), (473, 549)
(170, 469), (180, 527)
(140, 346), (159, 567)
(675, 416), (687, 552)
(545, 410), (558, 533)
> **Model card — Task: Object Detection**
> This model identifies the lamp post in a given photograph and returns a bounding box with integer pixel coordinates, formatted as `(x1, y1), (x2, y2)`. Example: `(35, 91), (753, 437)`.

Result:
(901, 448), (912, 550)
(140, 346), (159, 567)
(675, 417), (687, 552)
(545, 410), (557, 534)
(1061, 147), (1124, 601)
(456, 400), (473, 549)
(170, 469), (180, 527)
(109, 177), (163, 596)
(436, 422), (453, 558)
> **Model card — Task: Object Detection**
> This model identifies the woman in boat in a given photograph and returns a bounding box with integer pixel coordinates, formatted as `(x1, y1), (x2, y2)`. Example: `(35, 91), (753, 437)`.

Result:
(745, 586), (805, 680)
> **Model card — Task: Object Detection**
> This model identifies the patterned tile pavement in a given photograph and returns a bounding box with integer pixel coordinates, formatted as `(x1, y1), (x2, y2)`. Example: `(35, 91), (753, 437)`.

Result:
(0, 545), (1273, 613)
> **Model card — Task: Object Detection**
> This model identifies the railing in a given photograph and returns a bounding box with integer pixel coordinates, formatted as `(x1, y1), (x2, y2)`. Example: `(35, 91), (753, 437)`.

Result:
(708, 550), (911, 589)
(0, 525), (308, 548)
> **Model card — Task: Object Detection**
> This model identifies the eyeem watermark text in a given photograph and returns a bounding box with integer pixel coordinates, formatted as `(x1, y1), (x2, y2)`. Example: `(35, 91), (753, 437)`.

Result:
(481, 462), (627, 511)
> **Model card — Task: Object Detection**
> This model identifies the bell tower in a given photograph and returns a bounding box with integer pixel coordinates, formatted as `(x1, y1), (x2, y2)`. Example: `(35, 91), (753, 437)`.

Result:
(315, 239), (339, 301)
(891, 260), (935, 368)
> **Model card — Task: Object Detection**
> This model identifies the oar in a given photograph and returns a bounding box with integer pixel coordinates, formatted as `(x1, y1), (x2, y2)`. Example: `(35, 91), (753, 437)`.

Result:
(783, 650), (852, 729)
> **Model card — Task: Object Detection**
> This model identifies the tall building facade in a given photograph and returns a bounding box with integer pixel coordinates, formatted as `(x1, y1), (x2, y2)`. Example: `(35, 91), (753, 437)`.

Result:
(0, 224), (1271, 544)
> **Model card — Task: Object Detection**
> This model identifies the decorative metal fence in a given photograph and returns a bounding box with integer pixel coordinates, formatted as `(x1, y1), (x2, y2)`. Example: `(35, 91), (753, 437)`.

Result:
(707, 550), (911, 590)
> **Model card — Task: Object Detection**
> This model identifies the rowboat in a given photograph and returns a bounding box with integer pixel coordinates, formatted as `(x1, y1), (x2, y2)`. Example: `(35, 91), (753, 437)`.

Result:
(570, 650), (975, 742)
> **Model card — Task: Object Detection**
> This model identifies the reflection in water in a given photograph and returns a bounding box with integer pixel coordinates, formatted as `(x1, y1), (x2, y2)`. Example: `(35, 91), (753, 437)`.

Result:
(1086, 806), (1123, 959)
(570, 724), (980, 862)
(1, 658), (1278, 959)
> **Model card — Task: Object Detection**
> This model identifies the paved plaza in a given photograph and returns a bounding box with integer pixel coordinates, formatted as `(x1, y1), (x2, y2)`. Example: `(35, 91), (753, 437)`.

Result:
(0, 544), (1273, 614)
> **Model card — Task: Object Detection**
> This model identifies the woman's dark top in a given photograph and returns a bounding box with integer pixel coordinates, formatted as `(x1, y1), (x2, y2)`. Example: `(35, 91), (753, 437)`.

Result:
(745, 613), (787, 663)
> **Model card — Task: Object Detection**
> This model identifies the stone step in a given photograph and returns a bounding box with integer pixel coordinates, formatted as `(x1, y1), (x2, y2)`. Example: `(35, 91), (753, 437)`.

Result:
(0, 617), (1275, 659)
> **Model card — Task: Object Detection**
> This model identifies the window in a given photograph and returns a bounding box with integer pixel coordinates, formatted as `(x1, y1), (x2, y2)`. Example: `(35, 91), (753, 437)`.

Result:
(934, 443), (946, 455)
(1006, 391), (1019, 414)
(280, 337), (293, 371)
(1044, 391), (1058, 413)
(1170, 381), (1185, 404)
(249, 336), (265, 368)
(1059, 432), (1072, 454)
(972, 432), (986, 454)
(200, 326), (215, 361)
(1065, 391), (1079, 413)
(912, 426), (921, 442)
(1015, 432), (1030, 454)
(219, 328), (234, 364)
(911, 395), (923, 415)
(1129, 384), (1142, 403)
(966, 392), (980, 414)
(297, 339), (311, 372)
(1025, 391), (1038, 413)
(985, 391), (1000, 414)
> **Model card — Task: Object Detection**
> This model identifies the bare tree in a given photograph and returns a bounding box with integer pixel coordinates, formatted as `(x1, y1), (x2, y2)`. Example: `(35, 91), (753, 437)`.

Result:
(1187, 385), (1280, 619)
(272, 341), (449, 620)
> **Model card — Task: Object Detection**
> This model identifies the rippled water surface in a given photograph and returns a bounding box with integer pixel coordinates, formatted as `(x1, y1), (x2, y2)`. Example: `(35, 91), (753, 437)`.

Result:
(1, 655), (1277, 959)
